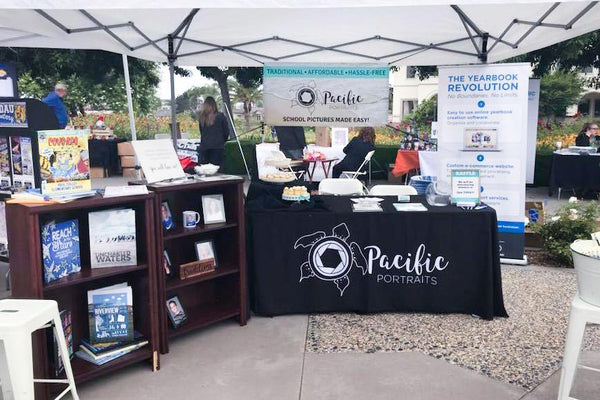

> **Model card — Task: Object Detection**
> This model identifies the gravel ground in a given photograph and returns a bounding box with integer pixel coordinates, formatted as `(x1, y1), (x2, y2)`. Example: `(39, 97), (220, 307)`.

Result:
(306, 266), (600, 390)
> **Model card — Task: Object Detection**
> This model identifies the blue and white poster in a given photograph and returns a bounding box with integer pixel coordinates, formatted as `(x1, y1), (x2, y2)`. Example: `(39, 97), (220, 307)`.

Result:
(263, 64), (389, 127)
(0, 101), (27, 128)
(437, 63), (529, 261)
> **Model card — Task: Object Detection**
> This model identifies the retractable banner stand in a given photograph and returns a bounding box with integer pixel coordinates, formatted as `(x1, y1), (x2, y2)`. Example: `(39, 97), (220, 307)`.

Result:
(526, 79), (540, 184)
(263, 64), (389, 127)
(437, 63), (529, 262)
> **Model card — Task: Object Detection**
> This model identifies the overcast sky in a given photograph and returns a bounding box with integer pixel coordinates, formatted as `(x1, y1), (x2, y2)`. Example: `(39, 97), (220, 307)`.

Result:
(157, 65), (215, 99)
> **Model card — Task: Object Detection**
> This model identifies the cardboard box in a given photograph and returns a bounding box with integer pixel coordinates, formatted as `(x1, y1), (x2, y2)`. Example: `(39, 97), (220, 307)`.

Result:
(121, 167), (139, 178)
(315, 127), (331, 147)
(117, 141), (135, 156)
(90, 167), (105, 179)
(120, 155), (136, 168)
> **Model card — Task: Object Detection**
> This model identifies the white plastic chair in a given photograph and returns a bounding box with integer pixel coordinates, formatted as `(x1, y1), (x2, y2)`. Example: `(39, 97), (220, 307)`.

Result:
(318, 178), (364, 196)
(369, 185), (417, 196)
(341, 150), (375, 185)
(557, 296), (600, 400)
(0, 299), (79, 400)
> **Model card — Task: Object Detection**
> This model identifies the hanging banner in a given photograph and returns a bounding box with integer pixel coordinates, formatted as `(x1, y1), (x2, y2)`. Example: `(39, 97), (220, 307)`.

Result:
(263, 64), (389, 127)
(437, 63), (529, 261)
(526, 79), (540, 184)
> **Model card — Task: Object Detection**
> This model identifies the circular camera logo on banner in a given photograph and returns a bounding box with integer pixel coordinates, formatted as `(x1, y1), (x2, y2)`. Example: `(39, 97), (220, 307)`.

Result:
(296, 87), (316, 107)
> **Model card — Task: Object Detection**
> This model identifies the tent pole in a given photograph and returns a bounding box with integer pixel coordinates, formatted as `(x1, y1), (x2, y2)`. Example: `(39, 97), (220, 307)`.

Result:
(122, 54), (137, 141)
(168, 35), (177, 146)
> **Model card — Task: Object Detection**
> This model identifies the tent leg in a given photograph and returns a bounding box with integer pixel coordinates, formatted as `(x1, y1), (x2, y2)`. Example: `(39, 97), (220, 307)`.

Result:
(123, 54), (141, 180)
(122, 54), (137, 141)
(222, 103), (251, 180)
(168, 59), (177, 146)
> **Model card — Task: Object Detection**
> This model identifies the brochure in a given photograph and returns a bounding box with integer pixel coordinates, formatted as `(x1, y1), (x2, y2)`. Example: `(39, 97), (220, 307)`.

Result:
(393, 203), (428, 212)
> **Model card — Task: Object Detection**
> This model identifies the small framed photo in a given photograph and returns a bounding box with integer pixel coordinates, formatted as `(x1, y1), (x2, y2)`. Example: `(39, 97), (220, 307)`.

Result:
(160, 201), (175, 231)
(163, 249), (174, 278)
(201, 194), (226, 224)
(195, 239), (218, 267)
(166, 295), (187, 329)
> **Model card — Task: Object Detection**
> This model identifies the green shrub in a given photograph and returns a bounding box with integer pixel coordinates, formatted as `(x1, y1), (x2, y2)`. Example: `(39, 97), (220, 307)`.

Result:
(534, 200), (600, 266)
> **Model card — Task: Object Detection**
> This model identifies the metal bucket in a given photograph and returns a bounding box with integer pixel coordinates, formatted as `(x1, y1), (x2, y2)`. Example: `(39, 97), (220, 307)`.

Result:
(570, 240), (600, 307)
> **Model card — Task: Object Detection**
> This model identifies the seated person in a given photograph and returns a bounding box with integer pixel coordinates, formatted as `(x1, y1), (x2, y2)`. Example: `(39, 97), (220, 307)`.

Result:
(575, 122), (598, 147)
(274, 126), (306, 159)
(332, 127), (376, 178)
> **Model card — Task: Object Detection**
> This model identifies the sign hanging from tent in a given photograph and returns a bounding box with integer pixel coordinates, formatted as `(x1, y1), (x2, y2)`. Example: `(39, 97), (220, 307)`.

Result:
(263, 64), (389, 127)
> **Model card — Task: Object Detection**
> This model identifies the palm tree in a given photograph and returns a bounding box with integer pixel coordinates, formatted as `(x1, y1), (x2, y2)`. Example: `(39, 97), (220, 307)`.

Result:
(229, 80), (262, 132)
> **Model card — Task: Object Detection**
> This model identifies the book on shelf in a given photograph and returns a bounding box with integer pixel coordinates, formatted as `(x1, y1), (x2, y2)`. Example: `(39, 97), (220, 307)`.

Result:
(48, 309), (73, 377)
(88, 283), (134, 343)
(79, 332), (148, 362)
(89, 208), (137, 268)
(74, 341), (145, 366)
(41, 219), (81, 283)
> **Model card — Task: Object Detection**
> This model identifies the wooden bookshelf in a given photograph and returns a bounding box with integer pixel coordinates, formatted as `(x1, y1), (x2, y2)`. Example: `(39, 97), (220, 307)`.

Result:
(6, 194), (159, 400)
(147, 178), (247, 354)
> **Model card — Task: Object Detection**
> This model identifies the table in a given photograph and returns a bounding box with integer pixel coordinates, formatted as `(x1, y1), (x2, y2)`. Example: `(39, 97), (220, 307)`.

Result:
(391, 150), (419, 177)
(88, 138), (125, 176)
(549, 152), (600, 197)
(304, 158), (337, 183)
(246, 185), (507, 320)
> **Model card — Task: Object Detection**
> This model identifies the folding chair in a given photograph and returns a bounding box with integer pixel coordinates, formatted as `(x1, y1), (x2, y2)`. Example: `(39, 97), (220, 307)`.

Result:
(340, 150), (375, 185)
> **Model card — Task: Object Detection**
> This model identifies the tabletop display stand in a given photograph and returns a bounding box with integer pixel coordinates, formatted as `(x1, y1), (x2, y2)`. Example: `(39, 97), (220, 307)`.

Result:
(148, 178), (247, 354)
(6, 194), (159, 400)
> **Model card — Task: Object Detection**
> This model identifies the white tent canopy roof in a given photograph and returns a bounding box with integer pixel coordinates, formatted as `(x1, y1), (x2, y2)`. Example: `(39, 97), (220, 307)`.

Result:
(1, 1), (599, 66)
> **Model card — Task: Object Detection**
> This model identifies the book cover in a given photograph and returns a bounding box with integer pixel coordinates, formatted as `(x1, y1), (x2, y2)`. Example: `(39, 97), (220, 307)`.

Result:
(89, 208), (137, 268)
(50, 309), (73, 377)
(38, 129), (91, 195)
(9, 136), (22, 188)
(88, 284), (134, 343)
(0, 136), (11, 187)
(41, 219), (81, 283)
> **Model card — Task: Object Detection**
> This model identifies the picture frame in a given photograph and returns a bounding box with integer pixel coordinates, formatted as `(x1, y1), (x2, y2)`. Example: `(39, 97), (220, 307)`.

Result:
(195, 239), (218, 268)
(166, 295), (187, 329)
(201, 194), (226, 224)
(160, 201), (175, 231)
(163, 249), (174, 278)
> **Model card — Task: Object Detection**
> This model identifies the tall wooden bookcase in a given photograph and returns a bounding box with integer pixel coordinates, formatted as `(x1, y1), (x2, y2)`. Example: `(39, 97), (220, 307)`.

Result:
(147, 178), (247, 353)
(6, 194), (159, 400)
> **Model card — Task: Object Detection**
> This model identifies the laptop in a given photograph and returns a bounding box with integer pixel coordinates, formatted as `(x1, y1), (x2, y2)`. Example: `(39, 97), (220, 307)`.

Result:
(462, 128), (501, 152)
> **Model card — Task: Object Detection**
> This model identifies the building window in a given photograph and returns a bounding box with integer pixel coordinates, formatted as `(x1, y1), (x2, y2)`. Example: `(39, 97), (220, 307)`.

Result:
(578, 99), (590, 116)
(406, 66), (417, 79)
(595, 98), (600, 117)
(402, 100), (418, 117)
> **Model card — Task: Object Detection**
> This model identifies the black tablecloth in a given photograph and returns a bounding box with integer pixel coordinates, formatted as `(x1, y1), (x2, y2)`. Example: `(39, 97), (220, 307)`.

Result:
(549, 153), (600, 194)
(88, 139), (125, 176)
(246, 185), (507, 320)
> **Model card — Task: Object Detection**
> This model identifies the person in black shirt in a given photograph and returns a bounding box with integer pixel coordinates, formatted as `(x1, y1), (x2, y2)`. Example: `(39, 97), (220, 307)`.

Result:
(198, 96), (230, 166)
(575, 122), (598, 147)
(274, 126), (306, 159)
(332, 127), (376, 178)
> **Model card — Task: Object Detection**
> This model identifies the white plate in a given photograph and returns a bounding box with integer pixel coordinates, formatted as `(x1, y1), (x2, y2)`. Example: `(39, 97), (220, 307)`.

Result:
(351, 197), (384, 203)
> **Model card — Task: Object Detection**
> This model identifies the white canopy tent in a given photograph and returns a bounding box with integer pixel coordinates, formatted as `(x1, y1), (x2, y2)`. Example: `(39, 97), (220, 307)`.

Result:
(1, 0), (599, 141)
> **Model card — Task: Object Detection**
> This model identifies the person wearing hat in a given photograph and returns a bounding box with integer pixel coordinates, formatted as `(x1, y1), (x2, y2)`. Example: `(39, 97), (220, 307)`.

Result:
(42, 82), (69, 128)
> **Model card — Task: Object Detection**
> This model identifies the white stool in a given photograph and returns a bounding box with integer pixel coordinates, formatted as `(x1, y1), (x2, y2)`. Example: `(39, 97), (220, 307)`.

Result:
(0, 299), (79, 400)
(557, 296), (600, 400)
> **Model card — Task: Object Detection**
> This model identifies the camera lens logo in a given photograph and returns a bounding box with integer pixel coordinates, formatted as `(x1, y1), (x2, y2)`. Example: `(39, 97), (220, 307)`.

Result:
(296, 88), (316, 107)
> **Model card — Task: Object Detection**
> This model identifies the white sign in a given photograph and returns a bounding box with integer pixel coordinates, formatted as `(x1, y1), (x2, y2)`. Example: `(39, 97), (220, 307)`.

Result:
(437, 63), (529, 260)
(451, 169), (480, 204)
(331, 127), (349, 147)
(263, 64), (389, 127)
(132, 139), (185, 183)
(526, 79), (540, 184)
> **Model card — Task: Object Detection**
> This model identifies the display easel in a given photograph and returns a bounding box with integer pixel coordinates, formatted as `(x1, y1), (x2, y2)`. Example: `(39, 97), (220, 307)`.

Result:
(222, 102), (251, 180)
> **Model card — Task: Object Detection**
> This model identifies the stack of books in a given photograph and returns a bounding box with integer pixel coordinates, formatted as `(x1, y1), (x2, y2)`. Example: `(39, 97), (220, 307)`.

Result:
(76, 332), (148, 366)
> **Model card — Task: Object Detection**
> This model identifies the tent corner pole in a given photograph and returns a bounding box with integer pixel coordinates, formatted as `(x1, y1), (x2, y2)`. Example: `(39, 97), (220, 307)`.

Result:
(168, 35), (177, 147)
(122, 54), (137, 141)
